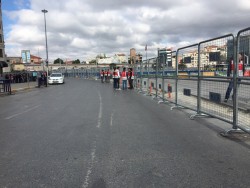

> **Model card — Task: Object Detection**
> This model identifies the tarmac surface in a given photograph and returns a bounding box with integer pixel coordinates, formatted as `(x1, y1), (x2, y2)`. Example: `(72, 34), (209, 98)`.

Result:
(0, 78), (250, 187)
(11, 81), (38, 92)
(2, 79), (250, 131)
(3, 77), (250, 139)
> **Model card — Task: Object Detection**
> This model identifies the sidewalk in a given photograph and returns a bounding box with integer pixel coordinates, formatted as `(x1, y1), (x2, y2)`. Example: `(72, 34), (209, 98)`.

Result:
(11, 81), (38, 93)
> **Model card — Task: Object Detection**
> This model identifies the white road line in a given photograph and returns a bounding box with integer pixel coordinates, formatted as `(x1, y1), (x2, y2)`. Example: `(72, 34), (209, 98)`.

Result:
(5, 105), (41, 120)
(110, 112), (114, 127)
(82, 92), (102, 187)
(82, 143), (96, 188)
(97, 92), (102, 128)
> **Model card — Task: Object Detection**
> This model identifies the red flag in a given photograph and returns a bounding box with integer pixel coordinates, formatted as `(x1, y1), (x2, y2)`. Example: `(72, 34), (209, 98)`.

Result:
(145, 44), (147, 51)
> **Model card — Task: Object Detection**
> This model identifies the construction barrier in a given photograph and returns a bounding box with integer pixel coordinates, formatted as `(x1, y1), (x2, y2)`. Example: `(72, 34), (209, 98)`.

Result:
(134, 27), (250, 134)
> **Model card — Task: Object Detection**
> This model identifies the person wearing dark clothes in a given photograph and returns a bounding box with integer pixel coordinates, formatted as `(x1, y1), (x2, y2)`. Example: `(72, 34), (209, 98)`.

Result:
(100, 70), (105, 83)
(224, 54), (245, 102)
(128, 68), (134, 89)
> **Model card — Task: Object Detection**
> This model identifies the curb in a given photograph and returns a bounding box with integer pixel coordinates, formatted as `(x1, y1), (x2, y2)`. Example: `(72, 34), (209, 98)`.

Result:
(11, 86), (37, 94)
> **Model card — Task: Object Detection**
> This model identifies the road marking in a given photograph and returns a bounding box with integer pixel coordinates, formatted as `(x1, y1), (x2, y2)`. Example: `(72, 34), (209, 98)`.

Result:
(97, 92), (102, 128)
(82, 142), (96, 188)
(110, 112), (114, 127)
(5, 105), (41, 120)
(82, 92), (102, 187)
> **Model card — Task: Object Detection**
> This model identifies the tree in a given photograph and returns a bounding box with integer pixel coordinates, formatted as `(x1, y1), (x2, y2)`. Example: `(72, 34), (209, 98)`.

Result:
(54, 58), (64, 64)
(109, 63), (116, 70)
(72, 59), (80, 64)
(96, 54), (106, 59)
(89, 59), (96, 64)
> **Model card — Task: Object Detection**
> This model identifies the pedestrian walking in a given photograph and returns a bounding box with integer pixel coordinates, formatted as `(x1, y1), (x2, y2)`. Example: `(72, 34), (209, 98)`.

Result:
(224, 54), (245, 102)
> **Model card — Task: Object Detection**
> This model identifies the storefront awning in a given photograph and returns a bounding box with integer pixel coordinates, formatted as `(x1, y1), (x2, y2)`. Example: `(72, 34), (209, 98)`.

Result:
(0, 61), (8, 68)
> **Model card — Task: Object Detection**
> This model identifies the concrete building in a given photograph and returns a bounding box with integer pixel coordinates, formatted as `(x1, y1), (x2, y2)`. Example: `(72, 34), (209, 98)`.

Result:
(130, 48), (136, 64)
(115, 53), (127, 63)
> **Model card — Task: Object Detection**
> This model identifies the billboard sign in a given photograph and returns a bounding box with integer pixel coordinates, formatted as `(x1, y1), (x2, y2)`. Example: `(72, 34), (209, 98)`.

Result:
(21, 50), (31, 63)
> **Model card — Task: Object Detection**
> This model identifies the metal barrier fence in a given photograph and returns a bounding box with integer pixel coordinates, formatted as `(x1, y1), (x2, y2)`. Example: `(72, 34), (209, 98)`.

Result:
(234, 28), (250, 132)
(20, 26), (247, 133)
(135, 27), (250, 134)
(62, 67), (116, 80)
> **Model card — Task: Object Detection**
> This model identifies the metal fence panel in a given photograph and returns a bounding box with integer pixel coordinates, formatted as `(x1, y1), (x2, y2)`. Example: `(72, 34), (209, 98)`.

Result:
(236, 79), (250, 129)
(198, 35), (235, 123)
(199, 78), (233, 123)
(176, 44), (199, 110)
(176, 78), (198, 111)
(236, 28), (250, 131)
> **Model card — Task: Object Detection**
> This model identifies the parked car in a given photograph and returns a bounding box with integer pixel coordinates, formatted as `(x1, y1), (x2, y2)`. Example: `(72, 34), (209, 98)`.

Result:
(48, 73), (64, 84)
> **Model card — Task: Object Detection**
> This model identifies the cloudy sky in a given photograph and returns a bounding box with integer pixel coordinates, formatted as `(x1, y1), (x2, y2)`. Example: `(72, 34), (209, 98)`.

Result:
(2, 0), (250, 62)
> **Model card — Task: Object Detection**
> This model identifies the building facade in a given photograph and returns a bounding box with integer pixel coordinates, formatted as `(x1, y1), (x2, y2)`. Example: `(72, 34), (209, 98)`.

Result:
(0, 0), (7, 74)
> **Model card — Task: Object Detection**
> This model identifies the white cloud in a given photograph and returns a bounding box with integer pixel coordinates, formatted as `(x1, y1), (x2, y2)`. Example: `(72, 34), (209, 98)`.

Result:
(3, 0), (250, 62)
(237, 0), (250, 9)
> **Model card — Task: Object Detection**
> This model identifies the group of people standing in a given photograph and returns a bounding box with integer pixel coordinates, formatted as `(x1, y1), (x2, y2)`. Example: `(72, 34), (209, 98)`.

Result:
(100, 67), (134, 90)
(100, 69), (111, 83)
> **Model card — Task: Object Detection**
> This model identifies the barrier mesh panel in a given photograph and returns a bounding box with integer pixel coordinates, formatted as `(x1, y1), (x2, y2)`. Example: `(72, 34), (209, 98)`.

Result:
(200, 79), (233, 122)
(237, 29), (250, 130)
(176, 45), (198, 110)
(237, 79), (250, 129)
(176, 79), (198, 111)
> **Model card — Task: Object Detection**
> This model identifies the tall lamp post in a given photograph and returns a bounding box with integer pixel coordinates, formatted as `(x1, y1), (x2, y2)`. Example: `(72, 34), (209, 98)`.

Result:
(41, 9), (49, 82)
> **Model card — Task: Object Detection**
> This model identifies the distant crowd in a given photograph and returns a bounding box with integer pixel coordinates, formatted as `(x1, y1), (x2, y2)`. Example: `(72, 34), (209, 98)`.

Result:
(0, 72), (39, 83)
(100, 67), (135, 90)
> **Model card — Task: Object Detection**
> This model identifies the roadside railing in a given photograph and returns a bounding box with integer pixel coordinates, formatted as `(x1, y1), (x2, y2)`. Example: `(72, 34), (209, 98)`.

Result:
(135, 27), (250, 134)
(0, 79), (11, 95)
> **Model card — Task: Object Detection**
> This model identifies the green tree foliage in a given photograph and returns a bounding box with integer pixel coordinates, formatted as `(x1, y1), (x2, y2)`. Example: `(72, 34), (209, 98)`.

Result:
(72, 59), (80, 64)
(54, 58), (64, 64)
(89, 59), (96, 64)
(109, 63), (116, 70)
(96, 54), (106, 59)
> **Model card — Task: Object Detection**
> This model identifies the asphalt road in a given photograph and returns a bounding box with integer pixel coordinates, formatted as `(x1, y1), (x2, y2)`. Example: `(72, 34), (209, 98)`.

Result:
(0, 78), (250, 188)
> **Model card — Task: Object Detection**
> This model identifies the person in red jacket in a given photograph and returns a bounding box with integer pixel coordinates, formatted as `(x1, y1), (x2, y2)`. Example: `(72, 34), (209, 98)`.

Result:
(105, 69), (110, 83)
(121, 67), (128, 90)
(100, 70), (105, 83)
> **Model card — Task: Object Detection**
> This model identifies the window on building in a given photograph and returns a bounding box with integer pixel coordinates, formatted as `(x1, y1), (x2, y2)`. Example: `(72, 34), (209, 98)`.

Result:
(0, 34), (2, 43)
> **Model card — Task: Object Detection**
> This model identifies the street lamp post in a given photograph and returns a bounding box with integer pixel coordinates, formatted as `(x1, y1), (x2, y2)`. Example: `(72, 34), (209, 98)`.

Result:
(41, 9), (49, 83)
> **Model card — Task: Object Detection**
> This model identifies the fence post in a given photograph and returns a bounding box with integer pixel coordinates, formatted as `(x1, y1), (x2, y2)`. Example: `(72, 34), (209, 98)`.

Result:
(197, 43), (201, 114)
(233, 35), (239, 129)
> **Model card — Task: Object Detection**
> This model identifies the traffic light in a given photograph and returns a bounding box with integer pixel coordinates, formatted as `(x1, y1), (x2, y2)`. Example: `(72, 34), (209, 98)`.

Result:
(139, 55), (142, 62)
(128, 58), (131, 64)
